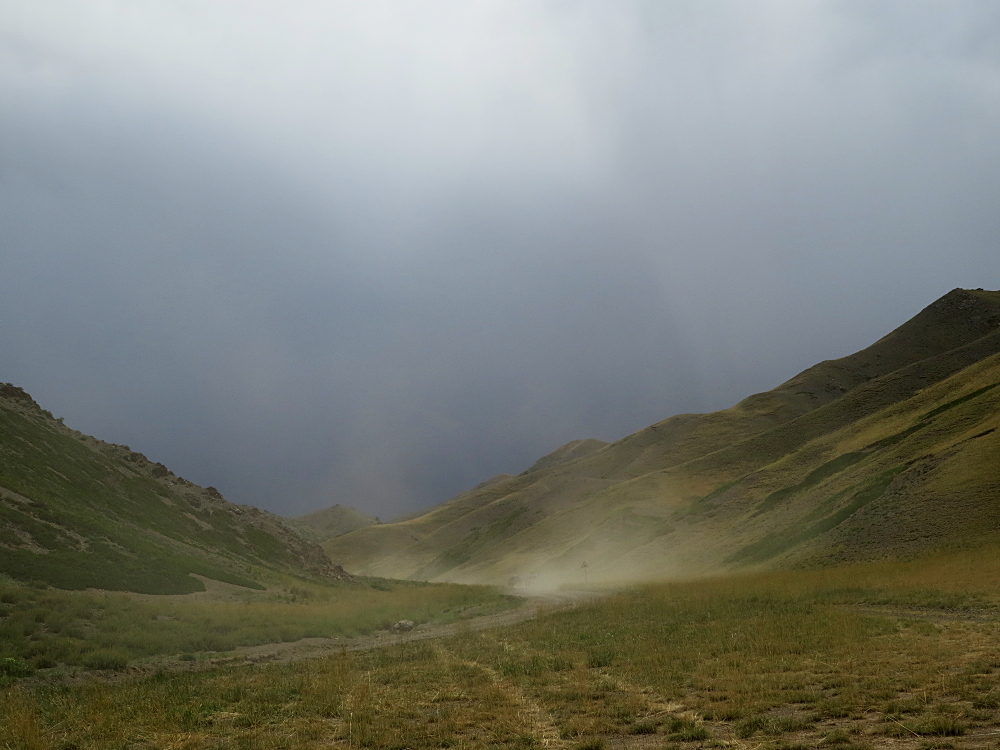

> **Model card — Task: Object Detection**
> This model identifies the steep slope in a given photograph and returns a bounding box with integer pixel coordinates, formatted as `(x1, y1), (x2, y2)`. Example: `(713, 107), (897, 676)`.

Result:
(0, 385), (344, 593)
(519, 439), (609, 475)
(284, 504), (379, 545)
(327, 288), (1000, 584)
(451, 350), (1000, 583)
(324, 439), (609, 576)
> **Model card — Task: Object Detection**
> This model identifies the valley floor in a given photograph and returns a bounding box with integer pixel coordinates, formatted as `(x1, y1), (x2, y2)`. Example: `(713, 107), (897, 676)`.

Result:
(6, 546), (1000, 750)
(131, 591), (587, 674)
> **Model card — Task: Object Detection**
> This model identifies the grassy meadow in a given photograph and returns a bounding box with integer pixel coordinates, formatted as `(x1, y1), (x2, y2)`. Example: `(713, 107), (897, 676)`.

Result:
(0, 575), (516, 676)
(6, 546), (1000, 749)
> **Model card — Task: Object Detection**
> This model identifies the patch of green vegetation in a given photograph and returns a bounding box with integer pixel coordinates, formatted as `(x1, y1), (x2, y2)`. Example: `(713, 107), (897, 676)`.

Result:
(0, 657), (33, 677)
(675, 480), (739, 519)
(730, 466), (908, 565)
(844, 381), (998, 461)
(800, 452), (870, 490)
(81, 647), (131, 671)
(245, 527), (286, 563)
(920, 382), (1000, 422)
(666, 717), (710, 741)
(877, 716), (967, 737)
(586, 649), (615, 668)
(752, 452), (869, 518)
(865, 423), (928, 451)
(0, 547), (264, 594)
(0, 576), (517, 671)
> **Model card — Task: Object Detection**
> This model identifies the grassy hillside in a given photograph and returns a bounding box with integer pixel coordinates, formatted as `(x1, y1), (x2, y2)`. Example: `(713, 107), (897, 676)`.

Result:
(284, 504), (379, 545)
(327, 288), (1000, 584)
(0, 385), (343, 594)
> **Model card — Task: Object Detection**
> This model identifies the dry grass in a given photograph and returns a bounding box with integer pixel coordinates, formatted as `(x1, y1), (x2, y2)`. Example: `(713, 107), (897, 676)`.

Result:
(0, 576), (515, 673)
(6, 546), (1000, 749)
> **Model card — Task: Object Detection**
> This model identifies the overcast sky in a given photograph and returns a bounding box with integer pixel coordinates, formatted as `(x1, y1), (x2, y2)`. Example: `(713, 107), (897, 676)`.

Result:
(2, 1), (999, 518)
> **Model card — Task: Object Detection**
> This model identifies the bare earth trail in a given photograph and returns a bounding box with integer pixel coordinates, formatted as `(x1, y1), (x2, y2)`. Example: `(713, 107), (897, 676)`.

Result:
(145, 590), (595, 674)
(430, 641), (569, 750)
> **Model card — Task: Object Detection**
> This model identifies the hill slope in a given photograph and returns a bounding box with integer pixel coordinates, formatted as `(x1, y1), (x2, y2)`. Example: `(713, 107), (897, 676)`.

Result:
(284, 504), (379, 545)
(326, 288), (1000, 584)
(0, 385), (344, 593)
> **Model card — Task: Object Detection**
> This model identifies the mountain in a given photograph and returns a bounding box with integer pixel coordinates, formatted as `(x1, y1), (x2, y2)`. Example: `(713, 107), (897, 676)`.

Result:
(284, 504), (379, 545)
(0, 385), (346, 594)
(325, 288), (1000, 585)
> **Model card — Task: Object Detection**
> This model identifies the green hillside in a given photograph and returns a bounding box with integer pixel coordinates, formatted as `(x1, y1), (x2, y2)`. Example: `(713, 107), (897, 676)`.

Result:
(0, 385), (344, 594)
(326, 288), (1000, 584)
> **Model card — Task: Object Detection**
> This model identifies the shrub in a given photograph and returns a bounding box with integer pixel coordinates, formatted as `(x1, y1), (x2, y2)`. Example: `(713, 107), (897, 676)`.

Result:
(0, 657), (34, 677)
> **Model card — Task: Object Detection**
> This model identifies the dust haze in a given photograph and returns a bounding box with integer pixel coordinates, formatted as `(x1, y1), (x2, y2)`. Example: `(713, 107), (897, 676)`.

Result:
(2, 2), (999, 518)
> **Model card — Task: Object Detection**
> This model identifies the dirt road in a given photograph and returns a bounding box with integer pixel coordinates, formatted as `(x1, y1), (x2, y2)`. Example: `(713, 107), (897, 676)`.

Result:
(141, 591), (589, 674)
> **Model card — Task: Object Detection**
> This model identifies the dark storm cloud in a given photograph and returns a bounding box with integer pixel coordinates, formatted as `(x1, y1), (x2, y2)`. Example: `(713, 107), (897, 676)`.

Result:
(2, 2), (999, 517)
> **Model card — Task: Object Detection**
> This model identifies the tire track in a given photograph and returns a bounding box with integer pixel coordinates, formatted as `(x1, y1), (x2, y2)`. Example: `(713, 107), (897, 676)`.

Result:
(431, 642), (568, 749)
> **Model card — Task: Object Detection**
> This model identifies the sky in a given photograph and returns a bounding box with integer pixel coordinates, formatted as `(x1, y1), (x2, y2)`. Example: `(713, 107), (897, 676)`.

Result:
(2, 1), (999, 519)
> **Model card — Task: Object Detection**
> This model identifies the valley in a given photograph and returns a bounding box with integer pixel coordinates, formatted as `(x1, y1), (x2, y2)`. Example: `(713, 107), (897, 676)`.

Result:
(2, 287), (1000, 749)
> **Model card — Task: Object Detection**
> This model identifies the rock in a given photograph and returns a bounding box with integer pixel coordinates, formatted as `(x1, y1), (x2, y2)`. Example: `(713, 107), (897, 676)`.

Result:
(392, 620), (415, 632)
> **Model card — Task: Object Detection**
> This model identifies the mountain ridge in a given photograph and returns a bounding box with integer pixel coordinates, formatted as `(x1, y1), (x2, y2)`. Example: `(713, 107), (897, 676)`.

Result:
(325, 288), (1000, 584)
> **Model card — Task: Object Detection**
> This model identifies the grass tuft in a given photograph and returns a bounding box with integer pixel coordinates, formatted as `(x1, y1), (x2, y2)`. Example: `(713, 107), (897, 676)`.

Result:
(81, 648), (130, 670)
